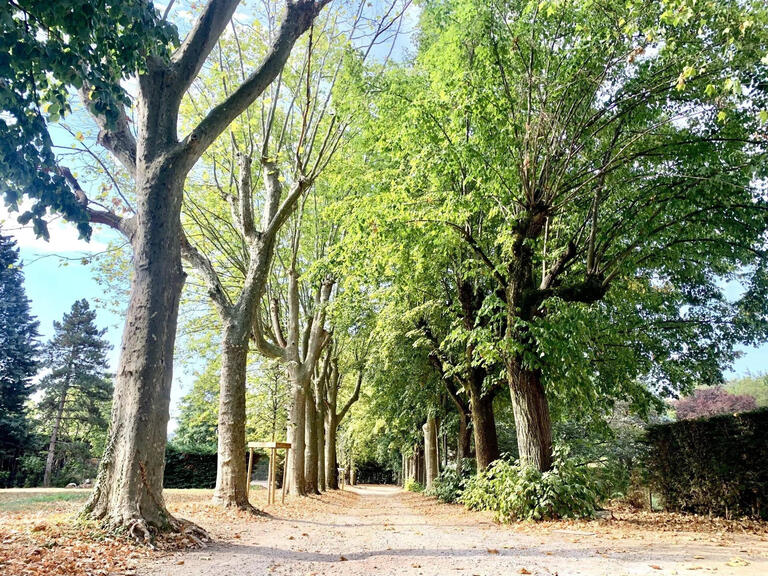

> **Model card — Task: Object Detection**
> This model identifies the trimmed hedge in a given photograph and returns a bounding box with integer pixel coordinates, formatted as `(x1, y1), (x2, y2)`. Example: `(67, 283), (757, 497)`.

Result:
(164, 445), (218, 489)
(646, 408), (768, 519)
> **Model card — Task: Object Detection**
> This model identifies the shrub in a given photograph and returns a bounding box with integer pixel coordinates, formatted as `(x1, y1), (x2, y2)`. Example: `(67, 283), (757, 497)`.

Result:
(645, 408), (768, 519)
(163, 444), (218, 488)
(674, 386), (757, 420)
(404, 477), (424, 492)
(459, 449), (601, 521)
(426, 459), (474, 503)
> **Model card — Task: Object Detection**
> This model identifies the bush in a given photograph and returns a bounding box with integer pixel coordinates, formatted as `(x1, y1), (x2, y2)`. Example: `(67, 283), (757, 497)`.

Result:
(459, 450), (601, 521)
(164, 444), (218, 488)
(426, 459), (475, 503)
(645, 408), (768, 519)
(404, 477), (424, 492)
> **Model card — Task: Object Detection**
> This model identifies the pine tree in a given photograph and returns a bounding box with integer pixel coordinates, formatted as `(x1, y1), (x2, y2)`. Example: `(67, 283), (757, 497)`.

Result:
(38, 299), (112, 487)
(0, 230), (39, 487)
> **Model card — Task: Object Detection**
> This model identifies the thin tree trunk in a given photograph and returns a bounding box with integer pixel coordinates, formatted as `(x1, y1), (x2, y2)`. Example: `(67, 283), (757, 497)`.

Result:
(316, 393), (326, 492)
(213, 323), (250, 508)
(456, 408), (470, 472)
(84, 173), (186, 536)
(325, 412), (338, 489)
(508, 361), (553, 472)
(43, 389), (68, 488)
(471, 392), (500, 471)
(288, 370), (307, 496)
(423, 418), (439, 489)
(304, 392), (319, 494)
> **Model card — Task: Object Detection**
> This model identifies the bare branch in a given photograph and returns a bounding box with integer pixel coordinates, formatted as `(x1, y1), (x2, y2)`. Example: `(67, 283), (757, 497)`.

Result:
(181, 0), (332, 164)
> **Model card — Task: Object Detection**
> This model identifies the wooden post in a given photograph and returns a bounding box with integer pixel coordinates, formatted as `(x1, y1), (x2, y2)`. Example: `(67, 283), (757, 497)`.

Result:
(270, 447), (277, 504)
(247, 441), (291, 505)
(281, 448), (289, 503)
(246, 447), (254, 500)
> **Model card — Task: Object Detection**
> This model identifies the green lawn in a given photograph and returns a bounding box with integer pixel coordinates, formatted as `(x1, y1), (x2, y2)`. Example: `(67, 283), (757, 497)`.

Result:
(0, 489), (90, 512)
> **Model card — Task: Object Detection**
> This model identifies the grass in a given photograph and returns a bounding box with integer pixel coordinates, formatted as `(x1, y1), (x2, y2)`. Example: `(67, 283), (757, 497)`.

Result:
(0, 489), (90, 512)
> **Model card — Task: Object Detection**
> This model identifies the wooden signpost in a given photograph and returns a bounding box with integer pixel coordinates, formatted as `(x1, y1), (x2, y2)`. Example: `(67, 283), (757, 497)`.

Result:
(247, 441), (291, 505)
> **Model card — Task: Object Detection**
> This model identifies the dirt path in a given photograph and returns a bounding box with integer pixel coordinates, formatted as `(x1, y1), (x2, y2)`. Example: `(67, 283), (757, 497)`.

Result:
(146, 485), (768, 576)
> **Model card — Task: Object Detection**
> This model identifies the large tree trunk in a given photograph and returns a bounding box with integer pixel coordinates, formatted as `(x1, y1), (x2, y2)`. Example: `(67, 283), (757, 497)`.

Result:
(423, 418), (439, 489)
(213, 322), (250, 508)
(304, 393), (319, 494)
(508, 361), (553, 472)
(325, 412), (338, 489)
(470, 392), (499, 471)
(84, 172), (186, 537)
(43, 388), (68, 488)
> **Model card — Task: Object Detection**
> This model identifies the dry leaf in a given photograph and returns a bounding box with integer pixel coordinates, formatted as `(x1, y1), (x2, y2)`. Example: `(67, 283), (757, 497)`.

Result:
(726, 557), (750, 567)
(519, 569), (532, 575)
(487, 548), (499, 554)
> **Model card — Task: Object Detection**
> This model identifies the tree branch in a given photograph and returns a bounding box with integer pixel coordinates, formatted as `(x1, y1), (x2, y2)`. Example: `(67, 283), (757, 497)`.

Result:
(181, 0), (332, 164)
(79, 88), (137, 179)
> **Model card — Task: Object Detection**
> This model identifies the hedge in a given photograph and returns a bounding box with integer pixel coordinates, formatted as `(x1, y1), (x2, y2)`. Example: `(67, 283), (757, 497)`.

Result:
(163, 445), (218, 489)
(645, 408), (768, 519)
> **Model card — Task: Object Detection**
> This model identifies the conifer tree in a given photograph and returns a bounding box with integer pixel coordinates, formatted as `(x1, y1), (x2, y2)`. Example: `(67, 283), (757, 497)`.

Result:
(38, 299), (112, 487)
(0, 231), (39, 487)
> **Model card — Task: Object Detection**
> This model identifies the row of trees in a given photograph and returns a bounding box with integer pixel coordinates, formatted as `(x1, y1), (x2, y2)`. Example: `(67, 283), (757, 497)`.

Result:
(3, 0), (767, 534)
(1, 233), (112, 488)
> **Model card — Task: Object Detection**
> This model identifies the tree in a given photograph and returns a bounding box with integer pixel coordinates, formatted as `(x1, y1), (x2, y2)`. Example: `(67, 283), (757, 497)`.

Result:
(1, 0), (332, 535)
(37, 300), (112, 487)
(353, 0), (768, 472)
(179, 2), (406, 501)
(674, 386), (757, 420)
(321, 341), (364, 489)
(726, 373), (768, 407)
(0, 231), (38, 487)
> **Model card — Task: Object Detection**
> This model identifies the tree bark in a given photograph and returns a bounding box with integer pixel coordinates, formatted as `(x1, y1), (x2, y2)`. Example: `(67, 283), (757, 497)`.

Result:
(423, 418), (439, 489)
(287, 368), (308, 496)
(316, 388), (326, 492)
(304, 392), (319, 494)
(325, 411), (338, 489)
(43, 388), (68, 488)
(456, 408), (470, 471)
(212, 322), (250, 507)
(470, 392), (499, 471)
(508, 361), (553, 472)
(84, 169), (186, 537)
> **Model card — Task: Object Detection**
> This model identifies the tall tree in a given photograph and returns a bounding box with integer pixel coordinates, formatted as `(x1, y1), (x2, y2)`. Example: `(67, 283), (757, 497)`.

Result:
(355, 0), (768, 472)
(38, 300), (112, 487)
(0, 231), (38, 488)
(3, 0), (330, 534)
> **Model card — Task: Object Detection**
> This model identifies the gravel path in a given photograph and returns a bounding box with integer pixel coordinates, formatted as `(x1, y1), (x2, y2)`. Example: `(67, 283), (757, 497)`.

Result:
(144, 485), (768, 576)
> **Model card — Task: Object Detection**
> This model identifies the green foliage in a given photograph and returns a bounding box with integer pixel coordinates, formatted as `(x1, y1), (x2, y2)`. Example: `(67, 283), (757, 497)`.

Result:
(163, 444), (218, 489)
(426, 459), (475, 503)
(725, 373), (768, 407)
(173, 361), (220, 452)
(0, 231), (38, 487)
(35, 299), (112, 485)
(646, 408), (768, 519)
(0, 1), (177, 238)
(459, 450), (601, 521)
(404, 478), (425, 493)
